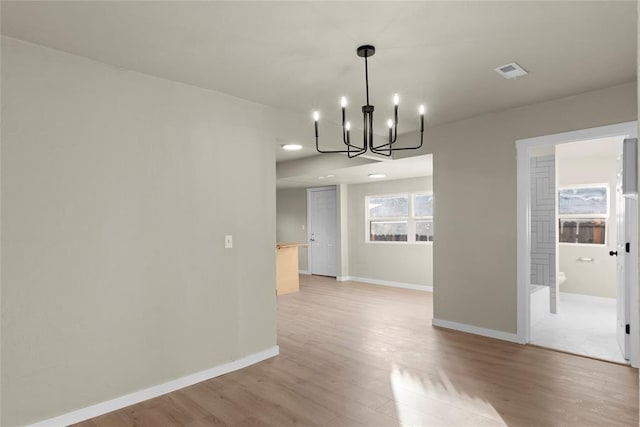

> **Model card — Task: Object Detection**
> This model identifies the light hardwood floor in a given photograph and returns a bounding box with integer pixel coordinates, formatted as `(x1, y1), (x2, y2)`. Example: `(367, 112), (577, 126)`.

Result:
(77, 275), (638, 426)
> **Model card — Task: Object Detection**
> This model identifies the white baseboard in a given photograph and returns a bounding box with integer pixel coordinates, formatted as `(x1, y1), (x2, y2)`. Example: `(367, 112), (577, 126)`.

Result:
(298, 270), (310, 275)
(432, 318), (519, 343)
(28, 345), (280, 427)
(560, 291), (616, 304)
(338, 276), (432, 292)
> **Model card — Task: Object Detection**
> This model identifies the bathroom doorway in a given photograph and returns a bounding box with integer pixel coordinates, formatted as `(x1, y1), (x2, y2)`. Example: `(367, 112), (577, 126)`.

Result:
(516, 122), (639, 366)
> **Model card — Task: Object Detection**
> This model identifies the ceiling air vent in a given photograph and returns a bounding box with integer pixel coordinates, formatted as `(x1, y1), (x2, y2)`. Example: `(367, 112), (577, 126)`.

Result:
(494, 62), (528, 79)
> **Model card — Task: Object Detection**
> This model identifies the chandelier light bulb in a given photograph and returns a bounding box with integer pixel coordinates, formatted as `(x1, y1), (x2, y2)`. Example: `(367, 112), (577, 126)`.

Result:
(345, 121), (351, 131)
(387, 119), (393, 128)
(393, 93), (399, 105)
(313, 111), (320, 121)
(341, 96), (347, 107)
(419, 105), (425, 115)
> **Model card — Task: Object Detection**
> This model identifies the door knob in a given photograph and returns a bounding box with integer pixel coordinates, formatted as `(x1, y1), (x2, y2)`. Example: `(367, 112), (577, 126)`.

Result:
(609, 250), (618, 256)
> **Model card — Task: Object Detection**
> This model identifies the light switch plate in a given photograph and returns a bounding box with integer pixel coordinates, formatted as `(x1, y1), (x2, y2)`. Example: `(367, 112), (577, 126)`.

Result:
(225, 235), (233, 249)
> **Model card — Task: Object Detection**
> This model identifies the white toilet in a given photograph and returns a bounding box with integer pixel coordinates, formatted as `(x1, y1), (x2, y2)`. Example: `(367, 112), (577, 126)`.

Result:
(558, 272), (566, 286)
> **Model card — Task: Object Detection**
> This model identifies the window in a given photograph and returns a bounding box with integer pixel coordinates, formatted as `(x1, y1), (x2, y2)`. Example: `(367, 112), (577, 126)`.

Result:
(367, 192), (433, 243)
(558, 185), (608, 245)
(413, 193), (434, 242)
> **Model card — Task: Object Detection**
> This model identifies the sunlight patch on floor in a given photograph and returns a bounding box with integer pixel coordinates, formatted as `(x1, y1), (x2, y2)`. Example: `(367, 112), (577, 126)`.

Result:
(389, 363), (507, 426)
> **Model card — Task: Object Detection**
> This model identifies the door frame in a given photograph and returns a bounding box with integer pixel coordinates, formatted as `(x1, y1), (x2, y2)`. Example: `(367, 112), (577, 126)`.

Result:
(516, 121), (639, 367)
(306, 186), (337, 276)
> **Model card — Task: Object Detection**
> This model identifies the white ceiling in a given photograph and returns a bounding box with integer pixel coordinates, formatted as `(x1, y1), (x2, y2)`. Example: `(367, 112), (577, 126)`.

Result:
(1, 1), (636, 190)
(277, 154), (433, 189)
(2, 1), (637, 165)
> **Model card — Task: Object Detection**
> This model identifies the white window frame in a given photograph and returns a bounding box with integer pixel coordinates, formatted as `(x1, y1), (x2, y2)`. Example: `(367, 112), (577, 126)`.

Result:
(365, 191), (433, 244)
(558, 183), (609, 246)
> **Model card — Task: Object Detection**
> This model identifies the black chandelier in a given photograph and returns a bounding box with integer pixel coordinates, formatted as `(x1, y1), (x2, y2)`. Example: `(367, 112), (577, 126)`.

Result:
(313, 45), (425, 158)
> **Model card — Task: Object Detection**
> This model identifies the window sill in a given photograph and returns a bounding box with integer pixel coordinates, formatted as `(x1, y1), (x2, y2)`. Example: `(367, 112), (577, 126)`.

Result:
(366, 241), (433, 246)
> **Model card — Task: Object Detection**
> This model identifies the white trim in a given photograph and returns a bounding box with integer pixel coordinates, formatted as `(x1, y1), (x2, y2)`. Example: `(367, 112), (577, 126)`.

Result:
(516, 121), (639, 362)
(365, 240), (433, 246)
(432, 318), (519, 343)
(559, 291), (616, 304)
(298, 270), (310, 275)
(515, 122), (639, 149)
(339, 275), (432, 292)
(626, 192), (639, 366)
(306, 185), (337, 193)
(28, 346), (280, 427)
(516, 138), (531, 344)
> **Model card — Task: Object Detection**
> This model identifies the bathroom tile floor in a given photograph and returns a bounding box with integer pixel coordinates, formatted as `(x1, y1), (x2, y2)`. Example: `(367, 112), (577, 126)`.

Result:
(530, 292), (627, 364)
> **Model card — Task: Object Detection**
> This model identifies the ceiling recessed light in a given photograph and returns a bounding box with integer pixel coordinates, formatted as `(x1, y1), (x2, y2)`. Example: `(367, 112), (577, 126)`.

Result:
(326, 174), (336, 178)
(318, 176), (325, 179)
(368, 173), (386, 178)
(494, 62), (528, 79)
(281, 144), (302, 151)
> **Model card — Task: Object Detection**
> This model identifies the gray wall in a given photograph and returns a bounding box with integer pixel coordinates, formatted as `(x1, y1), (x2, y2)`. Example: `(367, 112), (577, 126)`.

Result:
(396, 81), (637, 334)
(558, 153), (618, 298)
(1, 37), (280, 426)
(276, 188), (308, 271)
(347, 177), (433, 287)
(276, 177), (433, 285)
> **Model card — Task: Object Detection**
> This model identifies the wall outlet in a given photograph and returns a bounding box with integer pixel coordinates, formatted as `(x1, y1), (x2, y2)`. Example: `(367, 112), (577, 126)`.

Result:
(225, 235), (233, 249)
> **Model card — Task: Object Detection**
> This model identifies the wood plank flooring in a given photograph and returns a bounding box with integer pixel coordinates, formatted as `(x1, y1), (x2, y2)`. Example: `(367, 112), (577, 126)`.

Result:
(76, 275), (638, 426)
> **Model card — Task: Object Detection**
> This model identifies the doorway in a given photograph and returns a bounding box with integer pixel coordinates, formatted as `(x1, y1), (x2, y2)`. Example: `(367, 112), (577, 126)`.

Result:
(307, 186), (337, 277)
(516, 122), (639, 367)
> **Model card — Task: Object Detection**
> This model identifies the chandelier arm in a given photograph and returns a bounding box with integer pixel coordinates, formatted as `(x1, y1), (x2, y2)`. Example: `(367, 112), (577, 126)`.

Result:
(316, 143), (367, 154)
(387, 121), (398, 146)
(342, 105), (354, 148)
(348, 147), (366, 158)
(315, 108), (367, 154)
(393, 104), (399, 143)
(372, 136), (400, 150)
(343, 123), (350, 146)
(373, 113), (424, 150)
(391, 114), (425, 150)
(315, 123), (367, 154)
(383, 136), (424, 150)
(372, 134), (399, 150)
(387, 124), (396, 145)
(376, 128), (425, 152)
(371, 146), (393, 157)
(316, 143), (366, 155)
(367, 112), (394, 156)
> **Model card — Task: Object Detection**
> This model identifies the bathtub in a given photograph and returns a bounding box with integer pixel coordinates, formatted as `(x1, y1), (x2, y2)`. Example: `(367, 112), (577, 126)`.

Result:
(530, 284), (550, 325)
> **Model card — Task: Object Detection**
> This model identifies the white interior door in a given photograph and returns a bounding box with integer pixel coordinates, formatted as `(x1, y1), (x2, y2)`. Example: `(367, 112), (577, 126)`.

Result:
(307, 187), (337, 277)
(614, 153), (627, 358)
(615, 144), (631, 360)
